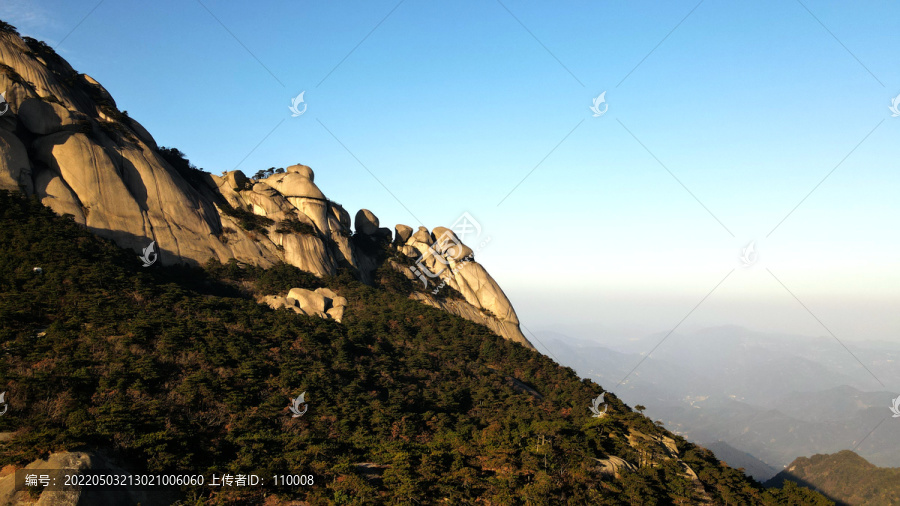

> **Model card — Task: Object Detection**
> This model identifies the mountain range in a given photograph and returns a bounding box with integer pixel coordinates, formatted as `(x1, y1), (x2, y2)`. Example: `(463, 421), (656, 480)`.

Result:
(539, 328), (900, 482)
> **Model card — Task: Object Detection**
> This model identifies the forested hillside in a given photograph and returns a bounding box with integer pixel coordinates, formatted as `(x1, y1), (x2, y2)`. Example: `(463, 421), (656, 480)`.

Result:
(767, 451), (900, 506)
(0, 191), (830, 504)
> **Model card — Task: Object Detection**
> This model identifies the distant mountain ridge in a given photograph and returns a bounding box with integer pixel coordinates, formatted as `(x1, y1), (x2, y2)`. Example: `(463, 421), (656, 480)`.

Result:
(539, 329), (900, 473)
(766, 451), (900, 506)
(704, 441), (779, 482)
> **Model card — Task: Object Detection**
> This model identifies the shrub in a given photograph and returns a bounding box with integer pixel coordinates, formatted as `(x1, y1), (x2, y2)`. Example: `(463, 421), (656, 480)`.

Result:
(157, 146), (209, 191)
(275, 219), (316, 236)
(0, 20), (19, 35)
(218, 202), (273, 233)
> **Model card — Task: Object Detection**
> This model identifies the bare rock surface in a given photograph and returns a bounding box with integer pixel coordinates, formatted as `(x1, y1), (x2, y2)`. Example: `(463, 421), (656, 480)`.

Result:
(262, 287), (348, 323)
(394, 224), (413, 244)
(0, 128), (30, 193)
(18, 98), (85, 135)
(354, 209), (380, 235)
(0, 28), (532, 349)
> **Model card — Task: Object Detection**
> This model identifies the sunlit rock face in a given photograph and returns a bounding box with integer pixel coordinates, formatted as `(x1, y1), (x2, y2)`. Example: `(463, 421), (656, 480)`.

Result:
(0, 27), (532, 349)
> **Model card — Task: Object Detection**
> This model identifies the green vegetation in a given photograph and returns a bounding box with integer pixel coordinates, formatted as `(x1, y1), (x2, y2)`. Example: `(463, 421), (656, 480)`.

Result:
(22, 37), (65, 67)
(157, 146), (209, 191)
(0, 191), (830, 504)
(0, 20), (19, 34)
(217, 201), (274, 234)
(766, 450), (900, 505)
(253, 168), (285, 179)
(274, 218), (317, 236)
(0, 62), (31, 90)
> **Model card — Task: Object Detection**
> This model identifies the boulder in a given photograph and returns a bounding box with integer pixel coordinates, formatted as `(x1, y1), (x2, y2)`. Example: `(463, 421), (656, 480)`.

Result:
(326, 306), (344, 322)
(394, 224), (413, 244)
(431, 227), (474, 261)
(252, 182), (278, 197)
(225, 170), (248, 190)
(398, 244), (419, 259)
(286, 164), (314, 180)
(265, 289), (345, 322)
(354, 209), (380, 235)
(269, 172), (325, 199)
(411, 226), (432, 245)
(261, 295), (300, 313)
(315, 287), (339, 300)
(244, 182), (293, 217)
(330, 203), (351, 229)
(287, 288), (327, 313)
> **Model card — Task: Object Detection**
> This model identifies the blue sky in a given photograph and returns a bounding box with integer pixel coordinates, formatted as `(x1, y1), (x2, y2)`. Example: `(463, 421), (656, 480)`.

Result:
(3, 0), (899, 346)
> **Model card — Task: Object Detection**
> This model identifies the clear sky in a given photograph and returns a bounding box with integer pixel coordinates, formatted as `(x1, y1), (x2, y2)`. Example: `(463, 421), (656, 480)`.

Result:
(3, 0), (899, 345)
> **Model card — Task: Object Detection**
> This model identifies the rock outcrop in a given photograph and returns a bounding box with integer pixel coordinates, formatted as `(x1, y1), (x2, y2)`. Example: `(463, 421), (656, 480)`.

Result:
(593, 456), (637, 479)
(261, 287), (348, 322)
(393, 224), (530, 346)
(0, 26), (532, 349)
(0, 451), (177, 505)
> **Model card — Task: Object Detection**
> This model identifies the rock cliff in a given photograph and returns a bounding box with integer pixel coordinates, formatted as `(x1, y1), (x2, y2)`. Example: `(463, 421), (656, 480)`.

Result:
(0, 25), (532, 348)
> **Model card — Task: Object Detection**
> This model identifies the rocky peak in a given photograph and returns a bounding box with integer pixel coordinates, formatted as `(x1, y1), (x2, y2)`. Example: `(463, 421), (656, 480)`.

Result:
(0, 24), (532, 348)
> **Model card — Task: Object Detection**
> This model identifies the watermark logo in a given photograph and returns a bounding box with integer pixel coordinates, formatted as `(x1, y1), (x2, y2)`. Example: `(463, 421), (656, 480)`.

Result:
(140, 241), (158, 267)
(289, 392), (308, 418)
(410, 262), (443, 289)
(0, 391), (8, 416)
(289, 91), (307, 117)
(890, 395), (900, 418)
(0, 92), (8, 116)
(434, 230), (468, 261)
(451, 212), (482, 242)
(589, 393), (607, 417)
(889, 93), (900, 117)
(740, 240), (757, 267)
(407, 212), (492, 295)
(590, 91), (608, 117)
(408, 229), (457, 290)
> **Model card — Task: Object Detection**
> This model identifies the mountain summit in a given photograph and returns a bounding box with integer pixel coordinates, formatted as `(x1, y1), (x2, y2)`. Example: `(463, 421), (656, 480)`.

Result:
(0, 24), (530, 348)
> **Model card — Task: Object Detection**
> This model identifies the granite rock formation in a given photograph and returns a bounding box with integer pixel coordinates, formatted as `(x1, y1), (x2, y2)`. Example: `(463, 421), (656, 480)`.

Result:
(0, 26), (531, 348)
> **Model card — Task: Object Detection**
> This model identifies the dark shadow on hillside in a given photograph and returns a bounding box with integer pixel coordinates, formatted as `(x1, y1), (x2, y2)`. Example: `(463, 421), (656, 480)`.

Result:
(765, 476), (847, 506)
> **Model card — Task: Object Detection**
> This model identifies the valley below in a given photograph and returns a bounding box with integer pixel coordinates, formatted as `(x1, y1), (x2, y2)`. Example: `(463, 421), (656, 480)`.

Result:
(539, 327), (900, 482)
